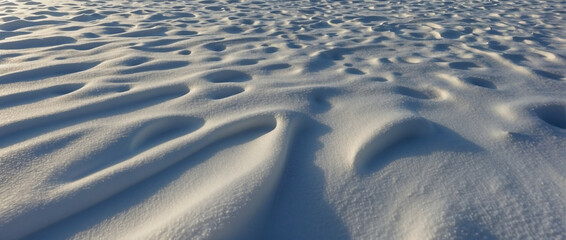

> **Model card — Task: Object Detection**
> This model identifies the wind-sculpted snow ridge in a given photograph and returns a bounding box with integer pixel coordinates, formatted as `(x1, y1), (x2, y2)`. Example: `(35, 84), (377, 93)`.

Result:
(1, 0), (565, 239)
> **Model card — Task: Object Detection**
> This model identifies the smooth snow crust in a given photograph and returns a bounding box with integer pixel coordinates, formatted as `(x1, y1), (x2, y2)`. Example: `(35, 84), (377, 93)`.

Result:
(0, 0), (565, 239)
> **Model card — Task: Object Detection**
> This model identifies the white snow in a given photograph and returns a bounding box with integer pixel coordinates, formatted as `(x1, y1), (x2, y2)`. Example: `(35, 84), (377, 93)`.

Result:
(0, 0), (565, 239)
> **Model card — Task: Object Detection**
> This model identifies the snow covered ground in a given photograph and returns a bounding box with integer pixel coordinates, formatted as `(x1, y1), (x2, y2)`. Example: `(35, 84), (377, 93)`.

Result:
(1, 0), (565, 239)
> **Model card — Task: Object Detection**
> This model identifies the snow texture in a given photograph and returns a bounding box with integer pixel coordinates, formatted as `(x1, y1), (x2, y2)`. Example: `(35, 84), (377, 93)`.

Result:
(0, 0), (565, 239)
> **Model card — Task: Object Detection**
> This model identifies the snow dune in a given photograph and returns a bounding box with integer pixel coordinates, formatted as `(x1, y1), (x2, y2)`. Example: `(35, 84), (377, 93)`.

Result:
(1, 0), (565, 239)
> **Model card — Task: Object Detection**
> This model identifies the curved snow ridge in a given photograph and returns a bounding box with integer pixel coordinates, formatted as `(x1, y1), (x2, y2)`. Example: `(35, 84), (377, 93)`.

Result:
(6, 111), (301, 240)
(0, 83), (84, 109)
(55, 114), (206, 182)
(135, 112), (303, 240)
(0, 61), (100, 84)
(61, 111), (285, 194)
(351, 115), (435, 172)
(128, 115), (205, 151)
(0, 83), (190, 148)
(495, 98), (566, 132)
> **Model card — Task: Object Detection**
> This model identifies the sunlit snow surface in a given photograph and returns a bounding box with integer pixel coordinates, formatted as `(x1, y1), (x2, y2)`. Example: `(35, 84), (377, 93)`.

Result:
(1, 0), (565, 239)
